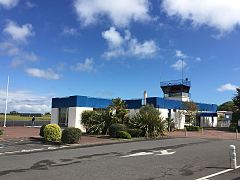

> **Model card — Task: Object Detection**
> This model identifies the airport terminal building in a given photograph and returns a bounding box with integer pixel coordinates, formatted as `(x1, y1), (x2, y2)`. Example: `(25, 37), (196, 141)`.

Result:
(51, 79), (217, 132)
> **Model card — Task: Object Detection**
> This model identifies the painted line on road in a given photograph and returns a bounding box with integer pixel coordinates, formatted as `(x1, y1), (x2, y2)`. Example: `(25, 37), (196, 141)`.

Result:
(195, 165), (240, 180)
(121, 152), (153, 158)
(121, 149), (176, 158)
(0, 146), (65, 156)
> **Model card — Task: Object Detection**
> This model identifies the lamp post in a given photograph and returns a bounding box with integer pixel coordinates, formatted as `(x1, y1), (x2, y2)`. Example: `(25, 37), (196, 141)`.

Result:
(3, 76), (9, 127)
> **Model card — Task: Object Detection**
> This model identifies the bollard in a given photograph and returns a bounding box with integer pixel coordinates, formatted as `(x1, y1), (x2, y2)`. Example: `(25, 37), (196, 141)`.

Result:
(229, 145), (237, 169)
(236, 129), (238, 140)
(201, 128), (203, 136)
(185, 127), (187, 137)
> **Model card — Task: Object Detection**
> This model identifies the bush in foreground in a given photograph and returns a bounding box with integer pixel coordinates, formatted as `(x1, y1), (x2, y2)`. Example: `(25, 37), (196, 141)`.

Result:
(61, 127), (82, 144)
(44, 124), (62, 142)
(185, 125), (201, 131)
(0, 129), (3, 136)
(39, 124), (47, 137)
(109, 123), (126, 138)
(127, 129), (143, 137)
(116, 131), (131, 139)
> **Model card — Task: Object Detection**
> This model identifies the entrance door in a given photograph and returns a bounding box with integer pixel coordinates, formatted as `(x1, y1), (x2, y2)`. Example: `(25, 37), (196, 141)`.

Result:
(58, 108), (68, 127)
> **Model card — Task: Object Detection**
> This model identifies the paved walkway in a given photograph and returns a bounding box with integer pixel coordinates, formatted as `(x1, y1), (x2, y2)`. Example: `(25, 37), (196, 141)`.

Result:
(0, 126), (238, 142)
(168, 129), (238, 140)
(0, 126), (113, 144)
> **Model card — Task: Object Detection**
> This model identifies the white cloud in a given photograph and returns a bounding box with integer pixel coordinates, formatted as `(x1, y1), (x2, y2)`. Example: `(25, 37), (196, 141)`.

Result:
(128, 39), (159, 57)
(0, 0), (18, 9)
(217, 83), (238, 92)
(0, 42), (38, 67)
(3, 21), (34, 42)
(171, 59), (187, 71)
(26, 68), (60, 80)
(25, 1), (36, 8)
(195, 57), (202, 62)
(61, 26), (78, 36)
(75, 58), (94, 72)
(74, 0), (150, 27)
(162, 0), (240, 33)
(102, 27), (159, 59)
(175, 50), (187, 58)
(0, 89), (51, 113)
(102, 27), (123, 47)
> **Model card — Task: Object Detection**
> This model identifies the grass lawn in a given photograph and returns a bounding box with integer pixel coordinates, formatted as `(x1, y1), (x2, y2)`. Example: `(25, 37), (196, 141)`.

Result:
(0, 114), (51, 121)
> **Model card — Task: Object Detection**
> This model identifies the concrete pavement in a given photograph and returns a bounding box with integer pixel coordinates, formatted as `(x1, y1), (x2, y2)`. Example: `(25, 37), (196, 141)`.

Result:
(0, 137), (240, 179)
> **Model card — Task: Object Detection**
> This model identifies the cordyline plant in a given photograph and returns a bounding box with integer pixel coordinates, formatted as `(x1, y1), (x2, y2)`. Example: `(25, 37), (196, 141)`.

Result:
(129, 104), (166, 138)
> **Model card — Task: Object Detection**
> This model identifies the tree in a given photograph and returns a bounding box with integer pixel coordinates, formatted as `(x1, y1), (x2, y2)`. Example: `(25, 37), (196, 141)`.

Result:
(129, 104), (166, 137)
(218, 101), (236, 112)
(233, 88), (240, 111)
(108, 98), (128, 124)
(182, 101), (198, 126)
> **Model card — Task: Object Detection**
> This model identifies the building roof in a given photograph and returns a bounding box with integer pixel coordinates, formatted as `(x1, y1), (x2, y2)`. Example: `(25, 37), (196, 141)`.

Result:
(52, 95), (217, 112)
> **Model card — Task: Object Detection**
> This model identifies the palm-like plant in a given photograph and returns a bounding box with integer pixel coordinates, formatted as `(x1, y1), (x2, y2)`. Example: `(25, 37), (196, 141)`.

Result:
(108, 98), (128, 124)
(129, 104), (166, 137)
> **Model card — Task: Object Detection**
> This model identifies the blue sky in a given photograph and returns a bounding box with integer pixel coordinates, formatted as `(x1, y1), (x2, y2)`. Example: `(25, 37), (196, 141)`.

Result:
(0, 0), (239, 113)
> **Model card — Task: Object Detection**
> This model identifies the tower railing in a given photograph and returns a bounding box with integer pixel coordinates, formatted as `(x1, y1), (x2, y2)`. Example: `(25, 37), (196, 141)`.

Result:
(160, 79), (191, 87)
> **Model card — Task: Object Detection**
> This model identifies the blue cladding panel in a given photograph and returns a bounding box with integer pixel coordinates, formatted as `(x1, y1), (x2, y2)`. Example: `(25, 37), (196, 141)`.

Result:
(199, 112), (217, 117)
(125, 99), (142, 109)
(52, 96), (77, 108)
(82, 97), (112, 108)
(52, 96), (112, 108)
(146, 97), (217, 112)
(52, 95), (217, 112)
(196, 103), (217, 112)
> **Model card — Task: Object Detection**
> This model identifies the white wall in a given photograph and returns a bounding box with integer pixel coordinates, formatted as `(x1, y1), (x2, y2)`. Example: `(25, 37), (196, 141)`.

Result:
(68, 107), (93, 132)
(173, 110), (185, 129)
(51, 108), (58, 124)
(158, 108), (169, 119)
(200, 116), (217, 127)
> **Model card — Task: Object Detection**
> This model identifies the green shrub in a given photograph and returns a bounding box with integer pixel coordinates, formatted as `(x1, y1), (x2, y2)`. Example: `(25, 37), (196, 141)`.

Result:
(185, 125), (201, 131)
(116, 131), (131, 139)
(44, 124), (62, 142)
(229, 123), (237, 132)
(39, 124), (47, 137)
(81, 110), (115, 135)
(127, 129), (143, 137)
(0, 129), (3, 136)
(109, 123), (126, 137)
(128, 105), (166, 137)
(61, 127), (82, 144)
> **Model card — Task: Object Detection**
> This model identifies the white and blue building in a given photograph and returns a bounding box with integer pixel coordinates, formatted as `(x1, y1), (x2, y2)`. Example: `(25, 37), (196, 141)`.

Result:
(51, 79), (217, 132)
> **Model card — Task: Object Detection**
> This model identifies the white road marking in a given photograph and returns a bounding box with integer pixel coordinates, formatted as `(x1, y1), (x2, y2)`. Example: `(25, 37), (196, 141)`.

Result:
(195, 165), (240, 180)
(48, 147), (57, 150)
(121, 149), (176, 158)
(121, 152), (153, 158)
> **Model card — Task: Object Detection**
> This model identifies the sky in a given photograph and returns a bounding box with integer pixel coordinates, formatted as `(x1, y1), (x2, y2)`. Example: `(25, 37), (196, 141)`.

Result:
(0, 0), (240, 113)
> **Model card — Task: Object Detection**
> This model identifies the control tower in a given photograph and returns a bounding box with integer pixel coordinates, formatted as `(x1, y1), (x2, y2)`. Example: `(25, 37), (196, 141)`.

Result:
(160, 78), (191, 102)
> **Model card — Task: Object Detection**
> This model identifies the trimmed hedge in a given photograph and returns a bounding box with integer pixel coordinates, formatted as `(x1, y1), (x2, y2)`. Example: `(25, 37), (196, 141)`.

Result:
(61, 127), (82, 144)
(39, 124), (47, 137)
(109, 123), (126, 138)
(185, 125), (201, 131)
(127, 129), (143, 137)
(44, 124), (62, 142)
(116, 131), (131, 139)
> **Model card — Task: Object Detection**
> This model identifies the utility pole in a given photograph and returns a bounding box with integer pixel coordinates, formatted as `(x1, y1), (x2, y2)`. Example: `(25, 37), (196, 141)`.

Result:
(3, 76), (9, 127)
(181, 59), (184, 81)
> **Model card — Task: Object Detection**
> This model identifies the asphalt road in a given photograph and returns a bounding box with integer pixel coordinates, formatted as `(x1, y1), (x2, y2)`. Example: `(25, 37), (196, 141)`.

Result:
(0, 137), (240, 180)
